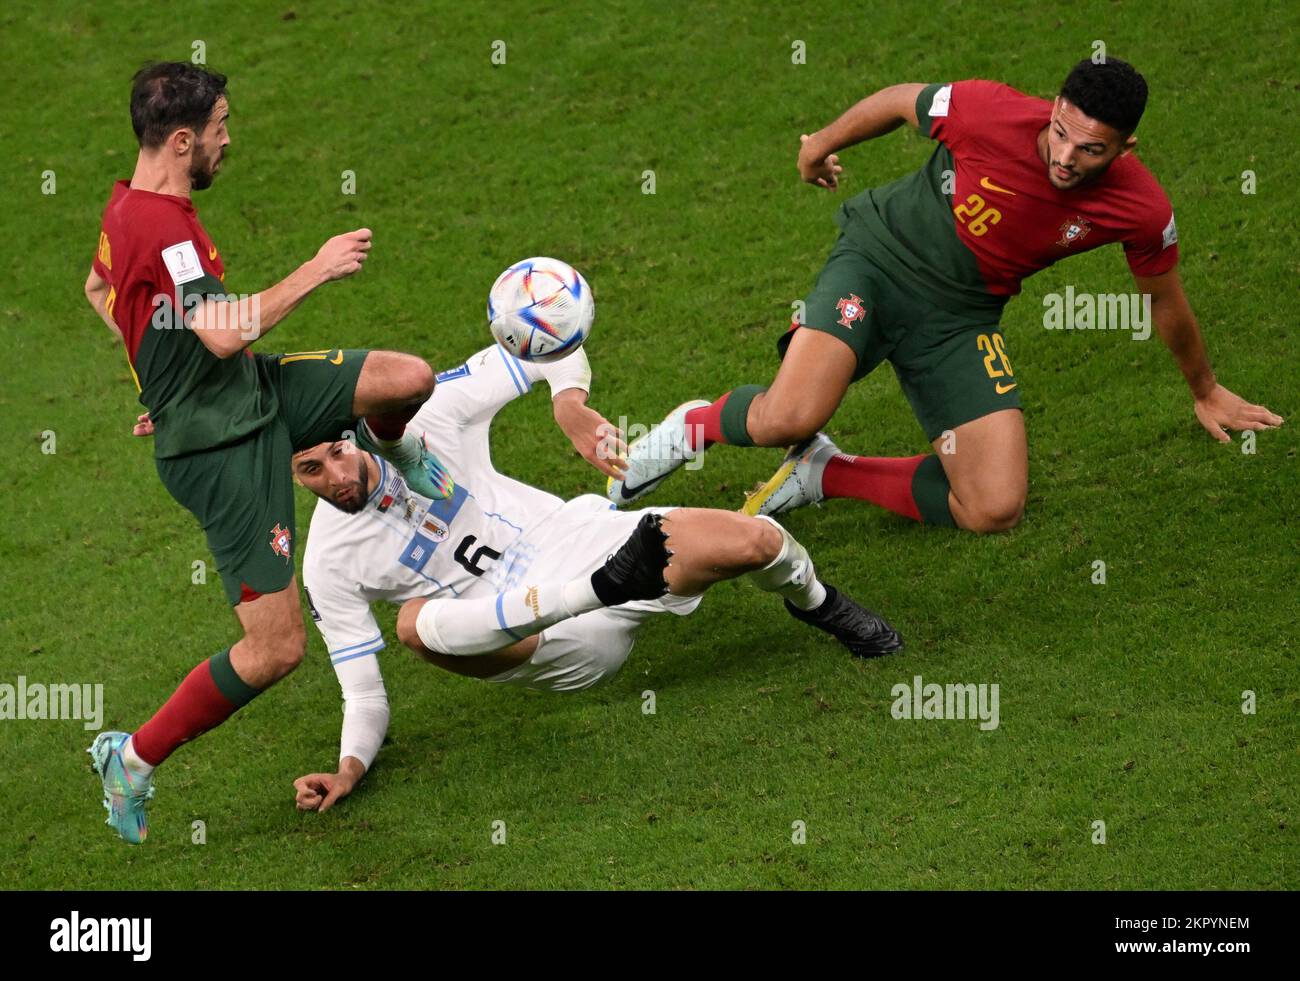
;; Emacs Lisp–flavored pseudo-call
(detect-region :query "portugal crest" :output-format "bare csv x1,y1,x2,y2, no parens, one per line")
269,523,292,560
1057,216,1093,248
836,294,867,329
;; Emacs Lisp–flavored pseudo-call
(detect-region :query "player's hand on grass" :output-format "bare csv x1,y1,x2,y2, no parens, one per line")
798,133,843,190
553,390,628,479
1193,383,1283,443
294,771,356,812
132,412,154,437
313,228,373,283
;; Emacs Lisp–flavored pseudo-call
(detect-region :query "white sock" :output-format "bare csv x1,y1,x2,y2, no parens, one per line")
748,516,828,611
416,577,602,656
122,735,156,778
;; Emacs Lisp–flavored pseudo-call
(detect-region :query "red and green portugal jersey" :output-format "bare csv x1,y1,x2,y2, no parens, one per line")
92,180,277,458
835,80,1180,315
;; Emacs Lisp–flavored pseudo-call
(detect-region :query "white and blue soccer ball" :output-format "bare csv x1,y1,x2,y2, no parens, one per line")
488,256,594,363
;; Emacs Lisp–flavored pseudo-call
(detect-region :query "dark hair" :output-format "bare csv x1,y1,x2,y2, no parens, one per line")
1060,57,1147,135
130,62,227,149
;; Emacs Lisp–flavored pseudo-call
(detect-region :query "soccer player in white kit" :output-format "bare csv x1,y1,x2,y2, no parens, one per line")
291,343,901,812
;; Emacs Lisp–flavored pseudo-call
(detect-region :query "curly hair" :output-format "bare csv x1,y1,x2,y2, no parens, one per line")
1060,58,1147,135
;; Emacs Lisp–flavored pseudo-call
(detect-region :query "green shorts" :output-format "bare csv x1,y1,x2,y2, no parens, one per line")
777,234,1020,440
156,348,369,606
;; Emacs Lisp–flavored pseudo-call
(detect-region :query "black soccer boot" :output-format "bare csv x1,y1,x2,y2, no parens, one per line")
785,583,903,657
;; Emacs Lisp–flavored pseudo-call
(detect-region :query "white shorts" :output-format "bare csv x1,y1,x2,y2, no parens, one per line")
484,495,702,692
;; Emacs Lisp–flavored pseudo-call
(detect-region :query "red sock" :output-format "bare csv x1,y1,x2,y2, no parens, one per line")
821,453,929,522
131,660,243,767
684,393,729,451
364,402,420,442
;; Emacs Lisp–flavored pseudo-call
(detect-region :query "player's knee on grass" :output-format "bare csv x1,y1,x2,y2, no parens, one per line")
957,485,1026,534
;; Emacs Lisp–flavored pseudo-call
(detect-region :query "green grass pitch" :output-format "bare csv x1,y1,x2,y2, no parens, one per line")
1,0,1295,889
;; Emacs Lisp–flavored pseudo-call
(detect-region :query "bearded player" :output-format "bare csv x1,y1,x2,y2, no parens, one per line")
289,344,900,813
608,58,1282,532
82,62,457,843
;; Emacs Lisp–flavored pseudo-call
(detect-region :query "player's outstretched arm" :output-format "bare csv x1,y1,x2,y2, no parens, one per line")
189,227,373,359
553,388,627,478
798,83,927,190
1135,269,1284,442
294,756,366,813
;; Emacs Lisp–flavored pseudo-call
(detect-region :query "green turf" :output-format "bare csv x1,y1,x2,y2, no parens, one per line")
1,0,1295,889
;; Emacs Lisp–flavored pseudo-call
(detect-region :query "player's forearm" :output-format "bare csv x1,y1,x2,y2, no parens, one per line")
804,84,923,159
1153,298,1215,398
339,695,390,772
338,755,367,787
191,260,326,358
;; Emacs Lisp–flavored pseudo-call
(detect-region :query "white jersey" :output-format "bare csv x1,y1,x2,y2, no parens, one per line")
303,343,590,663
302,344,594,765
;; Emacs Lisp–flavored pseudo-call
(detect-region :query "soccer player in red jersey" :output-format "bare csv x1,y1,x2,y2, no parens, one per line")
82,63,456,843
609,59,1282,532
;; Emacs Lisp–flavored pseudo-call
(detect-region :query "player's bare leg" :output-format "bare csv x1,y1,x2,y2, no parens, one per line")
609,328,855,505
89,577,308,845
397,509,900,665
743,329,856,447
748,407,1027,533
657,509,783,593
229,579,308,687
349,351,454,500
350,350,434,418
932,409,1027,533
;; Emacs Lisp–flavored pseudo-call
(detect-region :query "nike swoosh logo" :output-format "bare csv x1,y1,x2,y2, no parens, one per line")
618,476,663,499
995,381,1018,394
979,176,1016,196
329,350,344,365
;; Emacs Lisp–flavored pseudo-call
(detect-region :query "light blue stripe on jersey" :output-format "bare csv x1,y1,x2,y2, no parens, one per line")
331,633,384,656
511,352,532,392
480,509,523,533
496,344,531,395
331,636,384,664
332,643,384,665
495,593,524,641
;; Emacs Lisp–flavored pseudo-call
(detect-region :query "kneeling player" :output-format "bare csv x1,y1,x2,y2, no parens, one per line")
291,344,900,812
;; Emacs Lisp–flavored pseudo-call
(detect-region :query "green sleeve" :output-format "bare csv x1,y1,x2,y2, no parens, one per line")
914,82,951,139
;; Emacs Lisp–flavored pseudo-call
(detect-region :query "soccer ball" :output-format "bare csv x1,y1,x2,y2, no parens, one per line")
488,257,594,363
